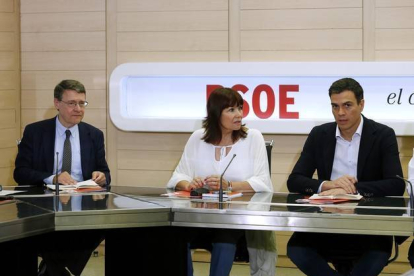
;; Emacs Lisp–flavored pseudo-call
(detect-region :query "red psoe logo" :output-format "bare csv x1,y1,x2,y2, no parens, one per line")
206,84,299,119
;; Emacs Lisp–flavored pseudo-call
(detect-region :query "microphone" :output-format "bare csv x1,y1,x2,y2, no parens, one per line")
219,154,237,203
396,175,414,215
55,152,60,196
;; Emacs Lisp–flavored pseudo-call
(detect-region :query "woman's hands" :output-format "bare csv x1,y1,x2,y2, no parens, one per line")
204,175,229,191
188,177,204,190
177,175,230,191
176,177,203,191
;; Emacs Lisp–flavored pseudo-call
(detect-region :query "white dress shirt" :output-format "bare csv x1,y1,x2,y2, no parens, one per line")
43,117,84,184
318,116,363,193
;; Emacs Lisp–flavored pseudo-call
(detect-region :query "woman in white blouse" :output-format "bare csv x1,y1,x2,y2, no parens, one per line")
167,87,275,276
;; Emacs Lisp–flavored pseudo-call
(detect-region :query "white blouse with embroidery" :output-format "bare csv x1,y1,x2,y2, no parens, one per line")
167,128,273,192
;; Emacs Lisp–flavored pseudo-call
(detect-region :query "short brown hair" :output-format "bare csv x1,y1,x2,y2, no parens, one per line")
202,87,247,144
54,80,86,101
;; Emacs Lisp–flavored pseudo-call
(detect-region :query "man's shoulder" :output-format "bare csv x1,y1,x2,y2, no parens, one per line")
363,116,394,134
78,121,103,135
24,117,55,131
311,121,336,134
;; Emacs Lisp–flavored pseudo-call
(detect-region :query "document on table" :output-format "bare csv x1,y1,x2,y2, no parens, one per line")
202,191,243,200
0,190,25,196
309,194,362,200
46,179,100,190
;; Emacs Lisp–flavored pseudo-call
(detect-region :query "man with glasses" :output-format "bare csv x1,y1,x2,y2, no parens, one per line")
14,79,110,276
15,79,110,187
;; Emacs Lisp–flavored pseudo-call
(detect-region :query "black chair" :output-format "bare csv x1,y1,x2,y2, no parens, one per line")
265,140,273,174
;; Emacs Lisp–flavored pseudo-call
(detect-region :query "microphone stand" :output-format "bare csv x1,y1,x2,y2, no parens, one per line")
53,152,60,212
396,175,414,216
55,152,60,196
219,154,237,208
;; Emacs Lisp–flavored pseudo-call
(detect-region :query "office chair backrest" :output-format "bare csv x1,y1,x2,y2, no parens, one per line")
265,140,273,174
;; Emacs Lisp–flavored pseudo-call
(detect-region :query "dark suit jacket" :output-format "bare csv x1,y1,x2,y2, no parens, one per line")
14,117,111,187
287,116,404,197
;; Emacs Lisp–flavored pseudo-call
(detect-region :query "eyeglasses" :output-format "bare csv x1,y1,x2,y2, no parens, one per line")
60,100,89,108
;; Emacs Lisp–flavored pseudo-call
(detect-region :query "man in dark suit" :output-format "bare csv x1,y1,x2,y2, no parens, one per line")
14,80,110,187
14,79,110,276
286,78,405,276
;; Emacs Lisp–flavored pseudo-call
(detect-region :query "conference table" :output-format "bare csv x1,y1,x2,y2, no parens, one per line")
1,186,413,275
112,186,413,237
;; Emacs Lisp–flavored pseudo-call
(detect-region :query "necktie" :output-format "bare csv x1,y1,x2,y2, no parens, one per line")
61,130,72,174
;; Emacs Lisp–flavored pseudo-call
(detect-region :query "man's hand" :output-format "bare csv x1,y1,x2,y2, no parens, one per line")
322,175,357,194
92,194,106,201
321,206,355,214
59,194,71,205
57,172,77,185
319,188,347,196
92,171,106,185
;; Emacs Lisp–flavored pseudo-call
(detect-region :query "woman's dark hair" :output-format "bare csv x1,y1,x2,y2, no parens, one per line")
202,87,247,144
